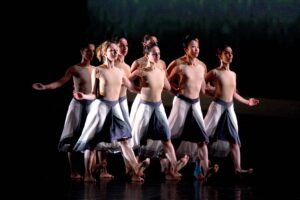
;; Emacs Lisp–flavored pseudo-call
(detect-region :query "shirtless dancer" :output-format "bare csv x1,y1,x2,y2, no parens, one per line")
204,44,259,175
167,35,212,180
130,44,188,180
32,43,96,180
74,40,149,182
129,35,167,131
95,37,133,178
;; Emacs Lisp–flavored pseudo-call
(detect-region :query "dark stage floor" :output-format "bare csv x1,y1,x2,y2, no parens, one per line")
28,162,300,200
26,143,300,200
25,95,300,199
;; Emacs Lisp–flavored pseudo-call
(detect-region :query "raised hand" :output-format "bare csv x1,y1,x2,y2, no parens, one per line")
32,83,46,90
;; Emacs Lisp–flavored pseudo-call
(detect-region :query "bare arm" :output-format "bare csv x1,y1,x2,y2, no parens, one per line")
204,82,216,97
160,60,167,72
32,67,73,90
203,69,217,97
163,73,171,91
233,91,260,106
130,60,140,73
204,69,215,83
128,69,142,92
73,91,96,100
167,65,181,95
123,72,140,93
200,79,207,95
166,60,177,76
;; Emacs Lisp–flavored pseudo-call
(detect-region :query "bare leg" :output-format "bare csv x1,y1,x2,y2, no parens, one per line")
197,142,209,177
84,149,96,182
67,152,82,179
176,155,189,173
162,140,181,180
97,150,114,179
119,140,150,182
123,155,131,175
230,143,253,174
160,158,169,173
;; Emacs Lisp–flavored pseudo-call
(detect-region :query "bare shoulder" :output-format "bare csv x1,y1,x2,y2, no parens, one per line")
159,59,167,70
67,64,80,74
169,56,184,68
136,57,146,64
131,67,142,76
178,56,188,64
96,64,107,74
230,69,236,75
123,63,131,77
208,68,218,77
131,57,144,71
117,62,130,73
196,58,207,68
99,64,108,69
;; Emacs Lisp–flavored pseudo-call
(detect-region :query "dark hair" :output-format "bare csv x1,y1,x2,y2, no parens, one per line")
143,43,158,55
143,34,151,43
142,34,158,45
182,34,199,48
79,40,94,50
111,36,127,44
216,44,231,56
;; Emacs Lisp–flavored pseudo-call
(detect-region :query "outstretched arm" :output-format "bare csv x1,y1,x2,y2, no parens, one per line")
32,67,73,90
233,91,260,106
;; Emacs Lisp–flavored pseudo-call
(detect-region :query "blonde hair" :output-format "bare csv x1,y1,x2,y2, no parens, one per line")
96,40,116,63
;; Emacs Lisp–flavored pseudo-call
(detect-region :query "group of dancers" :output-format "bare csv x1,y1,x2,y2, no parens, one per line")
32,34,259,183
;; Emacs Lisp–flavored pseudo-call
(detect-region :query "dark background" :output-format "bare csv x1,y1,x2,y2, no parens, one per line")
19,0,300,196
26,0,300,101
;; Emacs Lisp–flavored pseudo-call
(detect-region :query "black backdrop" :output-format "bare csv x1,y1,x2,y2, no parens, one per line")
27,0,300,100
19,0,300,194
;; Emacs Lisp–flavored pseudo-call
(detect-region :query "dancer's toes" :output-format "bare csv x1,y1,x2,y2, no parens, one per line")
176,155,189,172
131,175,144,182
136,158,150,176
71,173,82,180
160,158,169,173
100,172,114,179
84,176,96,182
235,168,253,175
165,173,181,181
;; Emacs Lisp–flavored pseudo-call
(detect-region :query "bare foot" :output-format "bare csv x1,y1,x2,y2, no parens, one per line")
100,172,114,179
235,168,253,175
98,165,114,179
196,174,206,182
165,173,181,181
131,175,144,182
84,175,96,182
70,172,82,180
125,166,131,175
160,158,169,173
176,155,189,172
135,158,150,177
